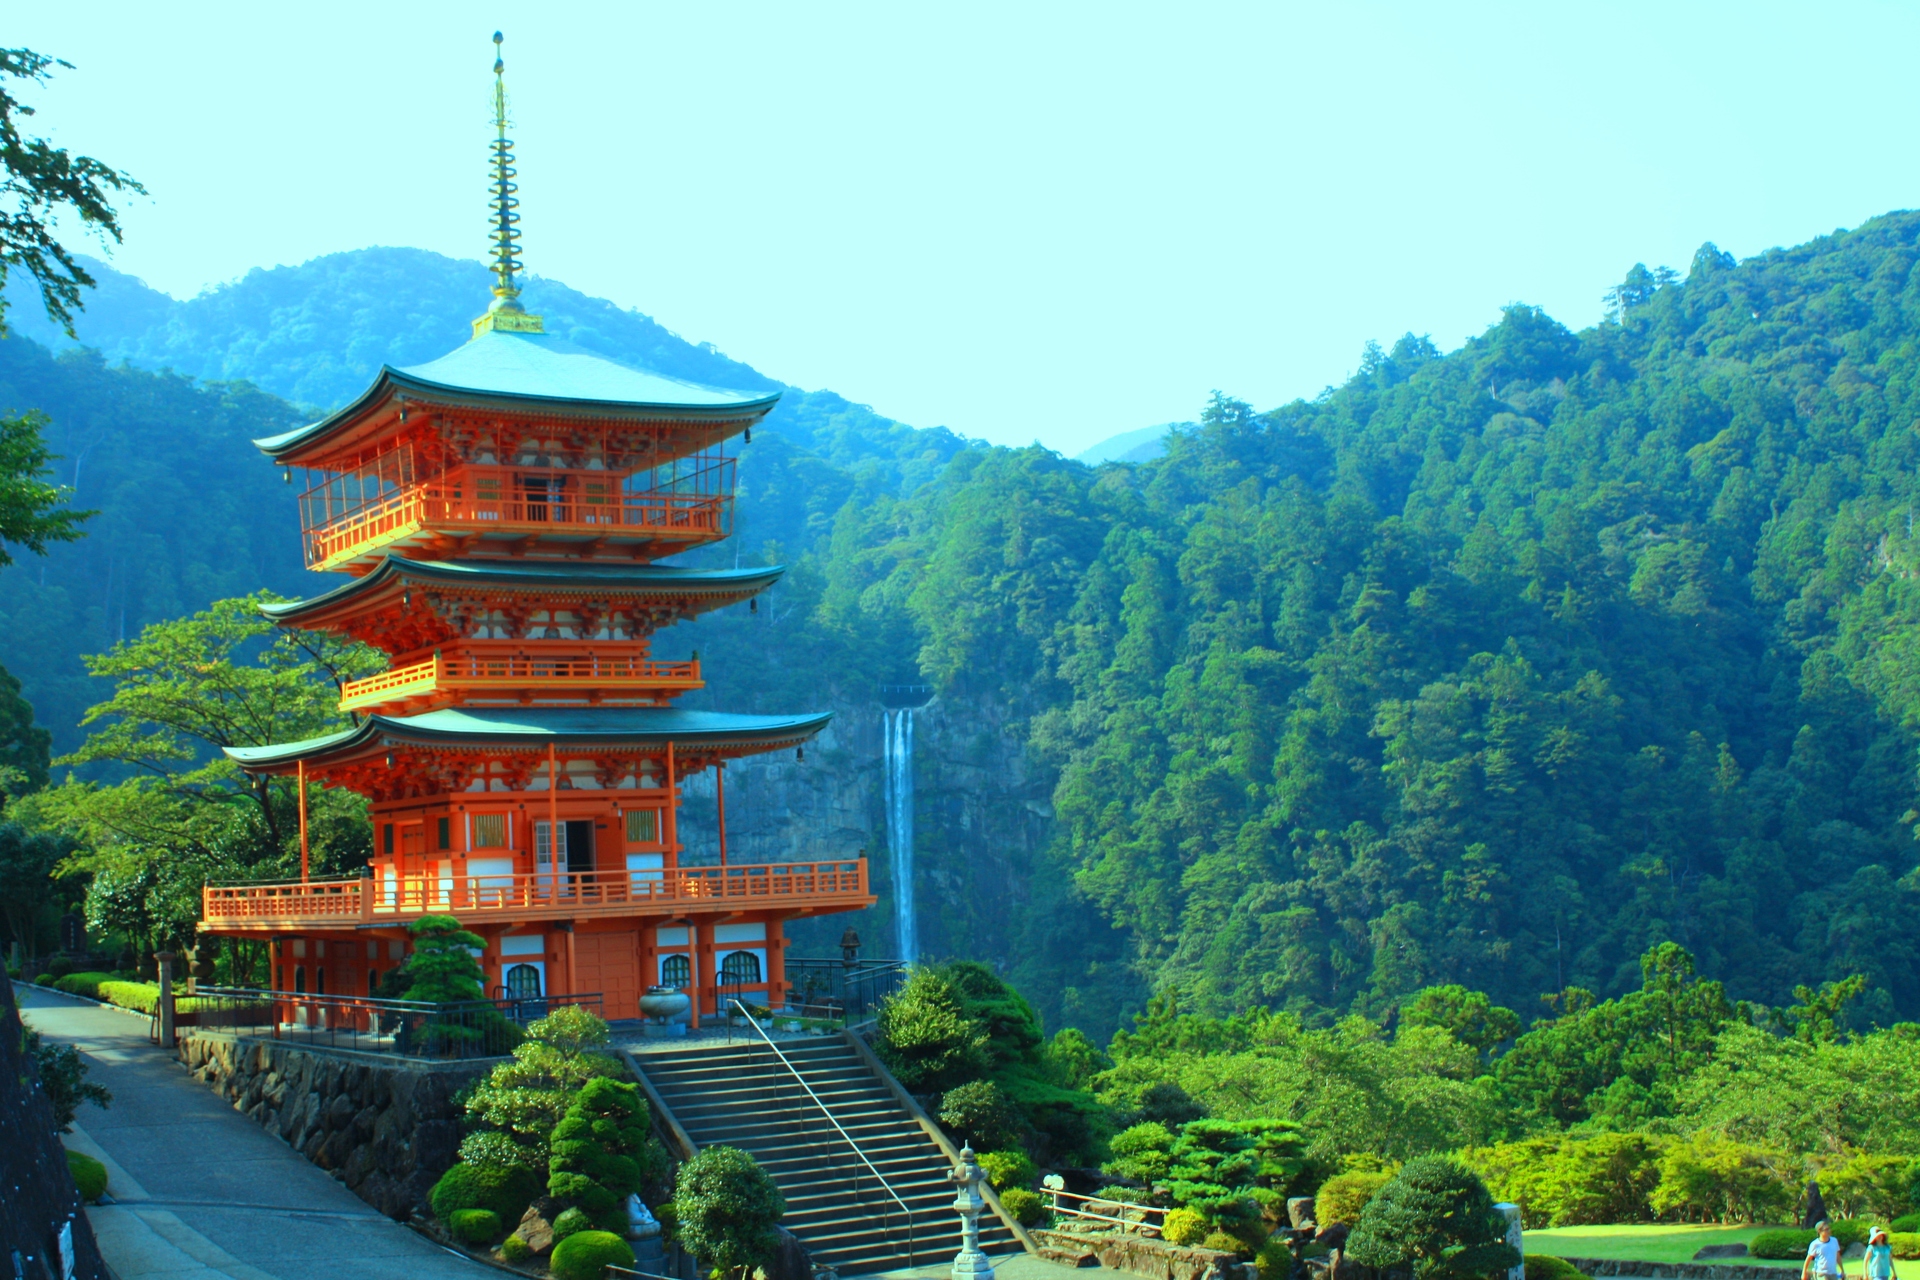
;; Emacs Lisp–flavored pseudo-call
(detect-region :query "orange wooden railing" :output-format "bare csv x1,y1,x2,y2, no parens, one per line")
201,860,871,927
339,652,703,710
304,478,732,569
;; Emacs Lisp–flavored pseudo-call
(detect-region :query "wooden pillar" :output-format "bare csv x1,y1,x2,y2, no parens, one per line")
768,918,788,1011
547,743,559,862
695,919,717,1021
560,923,577,1001
686,918,703,1031
664,742,678,866
297,759,309,884
716,760,728,868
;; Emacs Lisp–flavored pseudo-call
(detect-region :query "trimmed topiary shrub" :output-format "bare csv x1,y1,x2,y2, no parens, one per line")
999,1186,1046,1226
66,1149,107,1201
449,1208,501,1246
1347,1156,1519,1280
549,1229,635,1280
552,1207,593,1242
1316,1171,1392,1225
1750,1230,1812,1260
430,1161,543,1226
34,973,53,986
97,982,161,1014
547,1076,659,1229
1895,1214,1920,1235
1526,1256,1589,1280
978,1149,1037,1192
47,955,75,979
1889,1233,1920,1261
1103,1121,1175,1185
1163,1207,1208,1246
500,1233,532,1263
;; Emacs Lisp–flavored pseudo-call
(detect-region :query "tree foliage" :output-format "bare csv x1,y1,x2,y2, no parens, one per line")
673,1146,785,1280
1346,1156,1519,1280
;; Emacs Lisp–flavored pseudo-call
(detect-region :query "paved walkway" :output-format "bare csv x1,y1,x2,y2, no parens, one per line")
18,986,495,1280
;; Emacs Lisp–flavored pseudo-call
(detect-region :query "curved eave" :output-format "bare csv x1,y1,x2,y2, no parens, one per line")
258,556,785,626
224,708,831,773
254,368,781,464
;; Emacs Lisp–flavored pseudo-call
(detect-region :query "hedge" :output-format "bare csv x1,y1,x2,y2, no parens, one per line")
53,973,116,1000
999,1186,1046,1226
1751,1223,1871,1259
1527,1258,1589,1280
430,1161,543,1226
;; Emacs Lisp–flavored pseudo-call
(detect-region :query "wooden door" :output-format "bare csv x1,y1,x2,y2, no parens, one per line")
573,931,640,1020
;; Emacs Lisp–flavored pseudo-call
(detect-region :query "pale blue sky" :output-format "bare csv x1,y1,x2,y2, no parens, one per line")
11,2,1920,453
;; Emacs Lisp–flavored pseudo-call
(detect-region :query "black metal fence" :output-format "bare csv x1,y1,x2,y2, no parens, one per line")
781,957,907,1024
179,986,603,1060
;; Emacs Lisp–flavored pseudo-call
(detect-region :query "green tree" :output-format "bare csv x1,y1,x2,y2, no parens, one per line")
0,817,71,955
40,596,381,943
1399,984,1521,1058
673,1146,786,1280
0,46,143,337
464,1005,621,1160
401,915,487,1003
1346,1156,1519,1280
876,966,988,1091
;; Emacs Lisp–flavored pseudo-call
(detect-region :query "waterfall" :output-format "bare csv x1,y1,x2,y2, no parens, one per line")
882,706,917,964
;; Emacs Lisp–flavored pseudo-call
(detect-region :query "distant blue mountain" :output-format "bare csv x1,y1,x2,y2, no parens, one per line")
1075,422,1178,465
3,248,965,488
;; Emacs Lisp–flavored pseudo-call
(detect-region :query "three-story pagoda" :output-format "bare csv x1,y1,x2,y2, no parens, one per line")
197,38,870,1023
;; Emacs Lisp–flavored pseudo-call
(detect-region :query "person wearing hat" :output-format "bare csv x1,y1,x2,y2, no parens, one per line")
1805,1221,1846,1280
1865,1227,1897,1280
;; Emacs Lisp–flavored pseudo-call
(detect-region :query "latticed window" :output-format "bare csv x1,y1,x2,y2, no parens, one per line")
625,808,659,843
473,813,508,848
660,954,691,987
720,951,761,985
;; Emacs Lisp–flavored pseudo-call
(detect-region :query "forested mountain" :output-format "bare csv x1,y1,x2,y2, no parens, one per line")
10,215,1920,1038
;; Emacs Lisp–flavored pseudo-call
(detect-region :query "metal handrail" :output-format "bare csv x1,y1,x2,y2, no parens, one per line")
727,998,917,1267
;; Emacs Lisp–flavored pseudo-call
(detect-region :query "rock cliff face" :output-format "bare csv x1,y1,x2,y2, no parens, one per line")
179,1034,483,1220
0,971,110,1280
673,691,1057,963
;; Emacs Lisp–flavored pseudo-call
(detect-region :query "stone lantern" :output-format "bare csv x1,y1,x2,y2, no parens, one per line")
948,1144,995,1280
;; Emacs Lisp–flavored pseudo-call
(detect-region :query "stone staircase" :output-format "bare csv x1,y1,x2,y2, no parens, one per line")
630,1035,1025,1276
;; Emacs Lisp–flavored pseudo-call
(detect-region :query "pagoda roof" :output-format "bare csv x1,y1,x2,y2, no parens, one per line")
253,329,781,463
260,556,783,625
225,707,831,771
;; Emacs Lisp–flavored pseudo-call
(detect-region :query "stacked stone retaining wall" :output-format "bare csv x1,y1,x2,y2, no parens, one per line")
179,1032,486,1220
1551,1259,1797,1280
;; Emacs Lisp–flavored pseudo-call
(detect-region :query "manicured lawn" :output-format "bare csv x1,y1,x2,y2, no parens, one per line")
1524,1223,1802,1269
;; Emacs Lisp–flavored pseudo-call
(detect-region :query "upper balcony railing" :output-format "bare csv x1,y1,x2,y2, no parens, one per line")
299,459,735,572
339,650,704,713
200,859,872,931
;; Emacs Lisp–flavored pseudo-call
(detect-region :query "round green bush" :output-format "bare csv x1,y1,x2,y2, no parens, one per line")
33,973,53,986
449,1208,501,1246
1316,1171,1392,1226
549,1229,635,1280
552,1206,593,1242
1894,1214,1920,1235
66,1149,107,1201
999,1186,1046,1226
1890,1233,1920,1261
47,955,75,979
430,1161,542,1226
500,1233,532,1263
1164,1206,1208,1246
1202,1229,1247,1255
1527,1256,1589,1280
1751,1230,1815,1260
978,1149,1038,1192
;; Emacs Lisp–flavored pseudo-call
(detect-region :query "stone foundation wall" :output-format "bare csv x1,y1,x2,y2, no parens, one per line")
179,1033,485,1220
1033,1229,1243,1280
1553,1258,1793,1280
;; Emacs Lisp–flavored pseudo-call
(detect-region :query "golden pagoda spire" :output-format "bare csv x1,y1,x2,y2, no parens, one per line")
474,30,543,337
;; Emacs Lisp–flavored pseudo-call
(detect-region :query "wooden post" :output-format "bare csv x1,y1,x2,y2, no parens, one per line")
155,951,177,1048
664,742,678,865
298,759,310,884
715,759,728,868
547,742,559,856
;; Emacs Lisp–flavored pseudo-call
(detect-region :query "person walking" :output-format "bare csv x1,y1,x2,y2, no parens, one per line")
1865,1228,1897,1280
1804,1220,1847,1280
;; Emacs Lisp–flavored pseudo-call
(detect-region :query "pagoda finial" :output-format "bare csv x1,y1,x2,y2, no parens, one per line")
475,30,543,337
